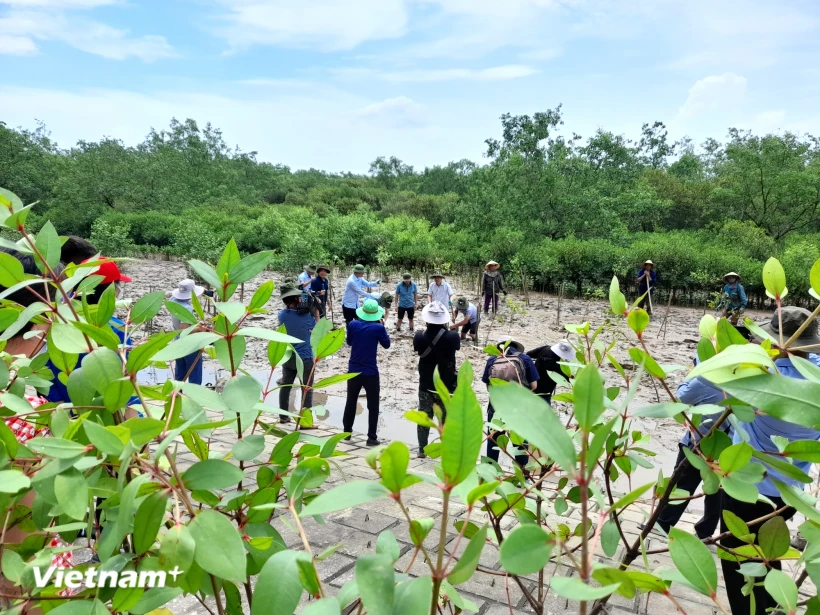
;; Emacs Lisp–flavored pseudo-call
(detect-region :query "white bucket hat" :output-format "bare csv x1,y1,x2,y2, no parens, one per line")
550,340,575,362
422,301,451,325
172,279,205,301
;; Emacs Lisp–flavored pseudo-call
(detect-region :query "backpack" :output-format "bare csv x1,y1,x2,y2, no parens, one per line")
489,354,529,386
295,291,317,314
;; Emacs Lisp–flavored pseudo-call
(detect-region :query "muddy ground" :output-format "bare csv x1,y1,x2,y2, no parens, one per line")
122,259,770,474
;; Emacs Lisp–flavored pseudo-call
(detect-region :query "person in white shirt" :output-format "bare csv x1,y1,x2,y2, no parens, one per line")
452,296,480,341
297,264,317,290
427,271,454,313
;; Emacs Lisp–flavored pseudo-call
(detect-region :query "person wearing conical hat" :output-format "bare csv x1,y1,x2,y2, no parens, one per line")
482,261,506,314
636,260,656,315
718,272,747,325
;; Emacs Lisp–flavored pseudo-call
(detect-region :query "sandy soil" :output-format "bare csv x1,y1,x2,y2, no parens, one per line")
121,259,770,466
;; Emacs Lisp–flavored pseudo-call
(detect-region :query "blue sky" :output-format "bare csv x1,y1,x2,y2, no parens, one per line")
2,0,819,172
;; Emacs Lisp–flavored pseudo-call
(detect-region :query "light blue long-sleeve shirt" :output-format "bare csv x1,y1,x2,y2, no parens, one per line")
732,355,820,497
677,376,730,446
721,283,747,308
298,271,313,289
342,274,379,309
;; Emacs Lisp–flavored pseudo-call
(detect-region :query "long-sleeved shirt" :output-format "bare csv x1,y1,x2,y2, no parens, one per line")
636,269,657,293
310,276,329,309
677,376,729,446
297,271,313,290
482,271,505,296
346,320,390,376
342,274,379,309
721,283,747,309
733,355,820,497
427,281,454,305
482,350,539,386
525,346,565,399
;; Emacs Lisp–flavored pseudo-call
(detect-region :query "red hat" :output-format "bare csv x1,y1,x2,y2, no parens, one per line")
84,259,132,284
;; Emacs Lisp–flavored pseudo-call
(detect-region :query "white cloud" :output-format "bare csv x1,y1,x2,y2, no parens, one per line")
214,0,408,51
358,96,428,128
333,64,538,82
1,34,37,54
678,73,747,120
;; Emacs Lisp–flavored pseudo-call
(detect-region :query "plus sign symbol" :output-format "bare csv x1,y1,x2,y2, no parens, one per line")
168,566,184,581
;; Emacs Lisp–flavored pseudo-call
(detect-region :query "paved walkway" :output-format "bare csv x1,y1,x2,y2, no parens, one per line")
159,422,812,615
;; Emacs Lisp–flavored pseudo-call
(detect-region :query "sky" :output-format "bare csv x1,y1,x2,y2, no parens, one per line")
1,0,819,172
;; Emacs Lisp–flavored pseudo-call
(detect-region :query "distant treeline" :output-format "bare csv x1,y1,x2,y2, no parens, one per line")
1,108,819,304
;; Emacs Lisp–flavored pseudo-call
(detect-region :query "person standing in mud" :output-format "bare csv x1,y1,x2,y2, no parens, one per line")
413,301,460,458
482,261,507,314
277,283,317,427
717,272,747,325
394,273,418,333
310,265,331,319
636,259,656,314
342,264,380,325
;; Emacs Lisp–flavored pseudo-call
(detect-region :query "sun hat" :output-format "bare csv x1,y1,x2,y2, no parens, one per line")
84,259,132,284
758,306,820,346
317,265,330,274
172,279,205,301
485,261,500,268
421,301,451,325
353,264,366,273
402,273,412,281
280,284,303,300
643,260,654,267
380,291,394,306
550,340,575,362
306,264,317,274
497,335,524,353
356,298,384,322
455,296,469,310
431,270,444,278
723,272,741,281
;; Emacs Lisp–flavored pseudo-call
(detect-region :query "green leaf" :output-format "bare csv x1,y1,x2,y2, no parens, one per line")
129,291,165,325
233,434,266,461
688,345,775,384
316,327,346,359
0,250,26,287
467,480,500,506
2,549,24,584
762,257,787,300
47,327,79,375
627,308,650,336
84,421,125,457
631,402,688,418
134,491,168,555
26,436,87,459
182,459,244,490
380,441,409,494
699,314,717,339
303,598,341,615
609,276,627,315
721,475,759,503
51,322,93,354
300,480,390,517
764,569,798,613
217,239,241,278
296,552,321,597
158,523,196,573
215,302,246,324
758,516,790,560
35,221,61,271
376,530,401,563
189,509,247,583
718,443,753,475
356,554,395,615
441,361,482,488
448,523,487,584
499,524,553,575
697,338,716,363
131,587,183,615
252,550,302,615
782,439,820,462
82,346,124,395
223,374,262,424
628,347,666,379
751,450,811,483
668,527,718,596
165,300,198,326
54,467,89,520
722,510,753,543
153,332,220,362
550,576,620,600
47,599,111,615
230,251,273,285
489,382,576,473
772,479,820,524
249,280,274,311
608,482,654,512
121,416,164,446
0,469,30,493
311,373,357,390
573,363,604,431
310,317,333,356
188,259,222,291
719,374,820,429
267,329,290,366
601,520,620,557
235,327,301,344
393,576,432,615
126,331,177,374
409,518,435,546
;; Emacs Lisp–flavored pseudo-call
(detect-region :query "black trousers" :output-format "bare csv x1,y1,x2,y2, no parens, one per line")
342,306,358,324
417,390,447,451
720,492,796,615
486,405,529,468
657,444,721,538
343,374,380,440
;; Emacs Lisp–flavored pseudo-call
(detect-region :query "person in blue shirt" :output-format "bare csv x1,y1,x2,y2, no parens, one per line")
717,272,747,325
297,264,317,291
452,296,480,342
169,279,205,385
718,306,820,615
277,283,317,426
394,273,418,332
343,299,390,445
309,265,331,319
482,336,539,467
636,260,656,315
341,264,380,325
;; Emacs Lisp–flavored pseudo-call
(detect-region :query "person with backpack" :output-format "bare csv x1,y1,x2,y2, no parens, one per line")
343,298,391,445
277,283,317,427
413,301,460,458
452,296,479,342
342,264,380,325
525,340,575,405
482,261,507,314
309,265,331,319
394,273,418,333
717,272,747,325
481,336,539,466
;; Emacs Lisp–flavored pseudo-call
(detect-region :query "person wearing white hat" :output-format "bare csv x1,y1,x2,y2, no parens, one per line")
413,301,460,458
169,279,206,384
525,340,575,405
717,272,747,325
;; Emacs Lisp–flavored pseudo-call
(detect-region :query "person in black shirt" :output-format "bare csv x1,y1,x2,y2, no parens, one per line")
525,340,575,404
413,301,460,458
309,265,331,319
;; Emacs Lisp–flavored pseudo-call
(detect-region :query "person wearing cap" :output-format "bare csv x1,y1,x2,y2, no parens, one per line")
452,296,480,341
169,279,206,384
717,306,820,615
298,264,317,291
342,264,380,325
369,291,393,322
636,260,657,314
277,283,317,426
717,272,747,325
413,301,460,457
394,273,418,333
309,265,331,319
343,298,391,445
482,261,507,314
481,336,539,467
427,271,454,311
525,340,575,405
